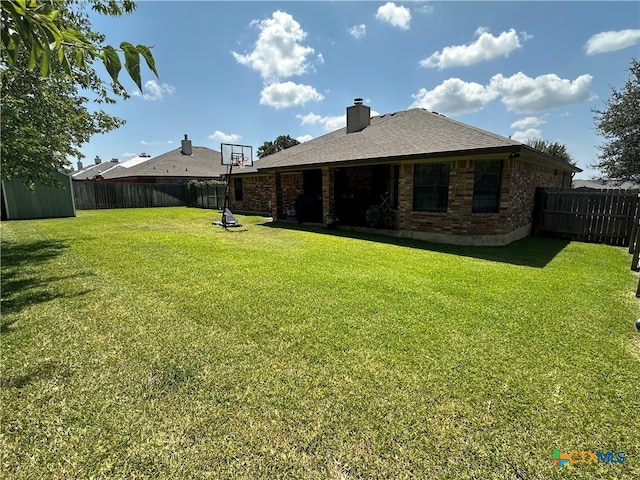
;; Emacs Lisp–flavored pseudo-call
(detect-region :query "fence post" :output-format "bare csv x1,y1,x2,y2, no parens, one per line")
629,193,640,253
631,217,640,271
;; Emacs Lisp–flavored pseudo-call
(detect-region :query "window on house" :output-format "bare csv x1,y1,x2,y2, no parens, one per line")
413,162,450,212
234,178,243,201
472,160,501,213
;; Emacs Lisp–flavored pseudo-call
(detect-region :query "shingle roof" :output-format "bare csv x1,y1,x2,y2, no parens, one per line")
100,146,226,180
71,145,262,181
256,108,580,172
71,161,123,180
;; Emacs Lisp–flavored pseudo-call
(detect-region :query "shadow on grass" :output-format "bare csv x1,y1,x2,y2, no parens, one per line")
3,359,73,389
259,221,570,268
1,239,94,328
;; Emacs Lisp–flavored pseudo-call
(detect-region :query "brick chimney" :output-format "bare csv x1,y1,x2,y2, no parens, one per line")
346,98,370,133
181,134,192,155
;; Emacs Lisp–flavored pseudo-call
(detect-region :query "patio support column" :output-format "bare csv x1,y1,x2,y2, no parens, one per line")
322,167,335,225
271,172,282,219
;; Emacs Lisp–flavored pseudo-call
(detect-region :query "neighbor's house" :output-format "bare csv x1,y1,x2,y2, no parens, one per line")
232,99,580,246
572,179,639,190
72,135,227,183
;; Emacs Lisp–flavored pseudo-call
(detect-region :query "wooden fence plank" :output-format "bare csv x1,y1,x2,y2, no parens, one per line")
534,188,639,247
73,182,190,210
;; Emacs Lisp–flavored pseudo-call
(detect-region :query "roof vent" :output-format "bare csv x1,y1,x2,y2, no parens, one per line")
354,98,363,105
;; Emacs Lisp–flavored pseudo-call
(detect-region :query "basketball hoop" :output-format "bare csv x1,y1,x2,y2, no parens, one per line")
231,153,247,169
215,143,253,229
234,157,247,169
221,143,253,168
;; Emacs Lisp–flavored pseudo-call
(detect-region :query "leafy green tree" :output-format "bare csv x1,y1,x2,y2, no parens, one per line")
257,135,300,159
526,138,575,166
1,0,157,92
1,58,124,186
592,59,640,182
1,0,157,186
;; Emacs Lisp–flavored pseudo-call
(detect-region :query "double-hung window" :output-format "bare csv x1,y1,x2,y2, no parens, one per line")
413,162,450,212
472,160,501,213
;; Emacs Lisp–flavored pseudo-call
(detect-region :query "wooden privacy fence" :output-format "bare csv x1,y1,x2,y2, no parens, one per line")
533,188,640,247
73,181,189,209
73,181,228,210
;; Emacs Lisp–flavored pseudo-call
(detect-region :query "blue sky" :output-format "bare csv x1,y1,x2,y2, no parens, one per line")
81,1,640,179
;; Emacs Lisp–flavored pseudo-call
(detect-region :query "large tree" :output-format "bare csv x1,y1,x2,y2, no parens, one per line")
592,59,640,182
526,138,575,166
257,135,300,159
1,0,157,93
1,0,157,186
1,56,124,186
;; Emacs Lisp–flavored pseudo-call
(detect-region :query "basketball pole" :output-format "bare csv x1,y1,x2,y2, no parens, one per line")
221,162,233,228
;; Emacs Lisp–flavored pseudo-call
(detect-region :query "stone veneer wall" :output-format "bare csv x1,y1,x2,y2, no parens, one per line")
397,157,566,240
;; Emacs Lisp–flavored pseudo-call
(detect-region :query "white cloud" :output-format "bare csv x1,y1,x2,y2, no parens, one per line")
376,2,411,30
585,29,640,55
511,128,542,143
490,72,594,113
410,72,593,115
420,28,523,69
140,139,174,147
348,24,367,39
297,112,323,125
297,112,346,131
410,78,498,115
232,10,316,81
510,116,545,129
260,81,324,109
296,134,314,143
414,2,434,15
209,131,241,142
131,80,175,101
297,108,380,131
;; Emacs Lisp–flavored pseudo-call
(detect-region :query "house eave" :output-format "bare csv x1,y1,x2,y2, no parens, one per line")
255,145,580,173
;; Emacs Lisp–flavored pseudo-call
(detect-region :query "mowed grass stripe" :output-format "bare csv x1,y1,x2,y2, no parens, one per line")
2,207,639,479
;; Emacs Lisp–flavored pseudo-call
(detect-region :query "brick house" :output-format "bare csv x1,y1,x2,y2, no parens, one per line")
231,99,580,245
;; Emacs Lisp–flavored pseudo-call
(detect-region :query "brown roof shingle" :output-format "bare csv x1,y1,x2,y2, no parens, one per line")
102,146,225,179
256,108,580,173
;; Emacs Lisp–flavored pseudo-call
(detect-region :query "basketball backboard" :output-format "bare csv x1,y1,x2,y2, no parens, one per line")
221,143,253,167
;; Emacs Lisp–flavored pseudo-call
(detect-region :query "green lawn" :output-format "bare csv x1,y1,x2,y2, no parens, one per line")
2,207,639,479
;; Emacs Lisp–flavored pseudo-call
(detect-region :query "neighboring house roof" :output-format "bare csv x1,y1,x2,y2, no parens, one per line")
100,146,225,180
573,179,639,189
256,108,581,173
71,144,231,181
71,160,123,180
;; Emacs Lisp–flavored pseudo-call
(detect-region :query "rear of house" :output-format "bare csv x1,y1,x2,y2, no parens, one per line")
232,100,579,246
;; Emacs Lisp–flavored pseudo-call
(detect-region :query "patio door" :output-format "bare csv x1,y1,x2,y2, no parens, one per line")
300,169,323,223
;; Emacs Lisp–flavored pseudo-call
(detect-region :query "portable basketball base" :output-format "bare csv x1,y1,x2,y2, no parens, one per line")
213,144,253,229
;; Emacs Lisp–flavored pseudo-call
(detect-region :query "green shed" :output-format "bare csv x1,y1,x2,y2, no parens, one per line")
1,171,76,220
